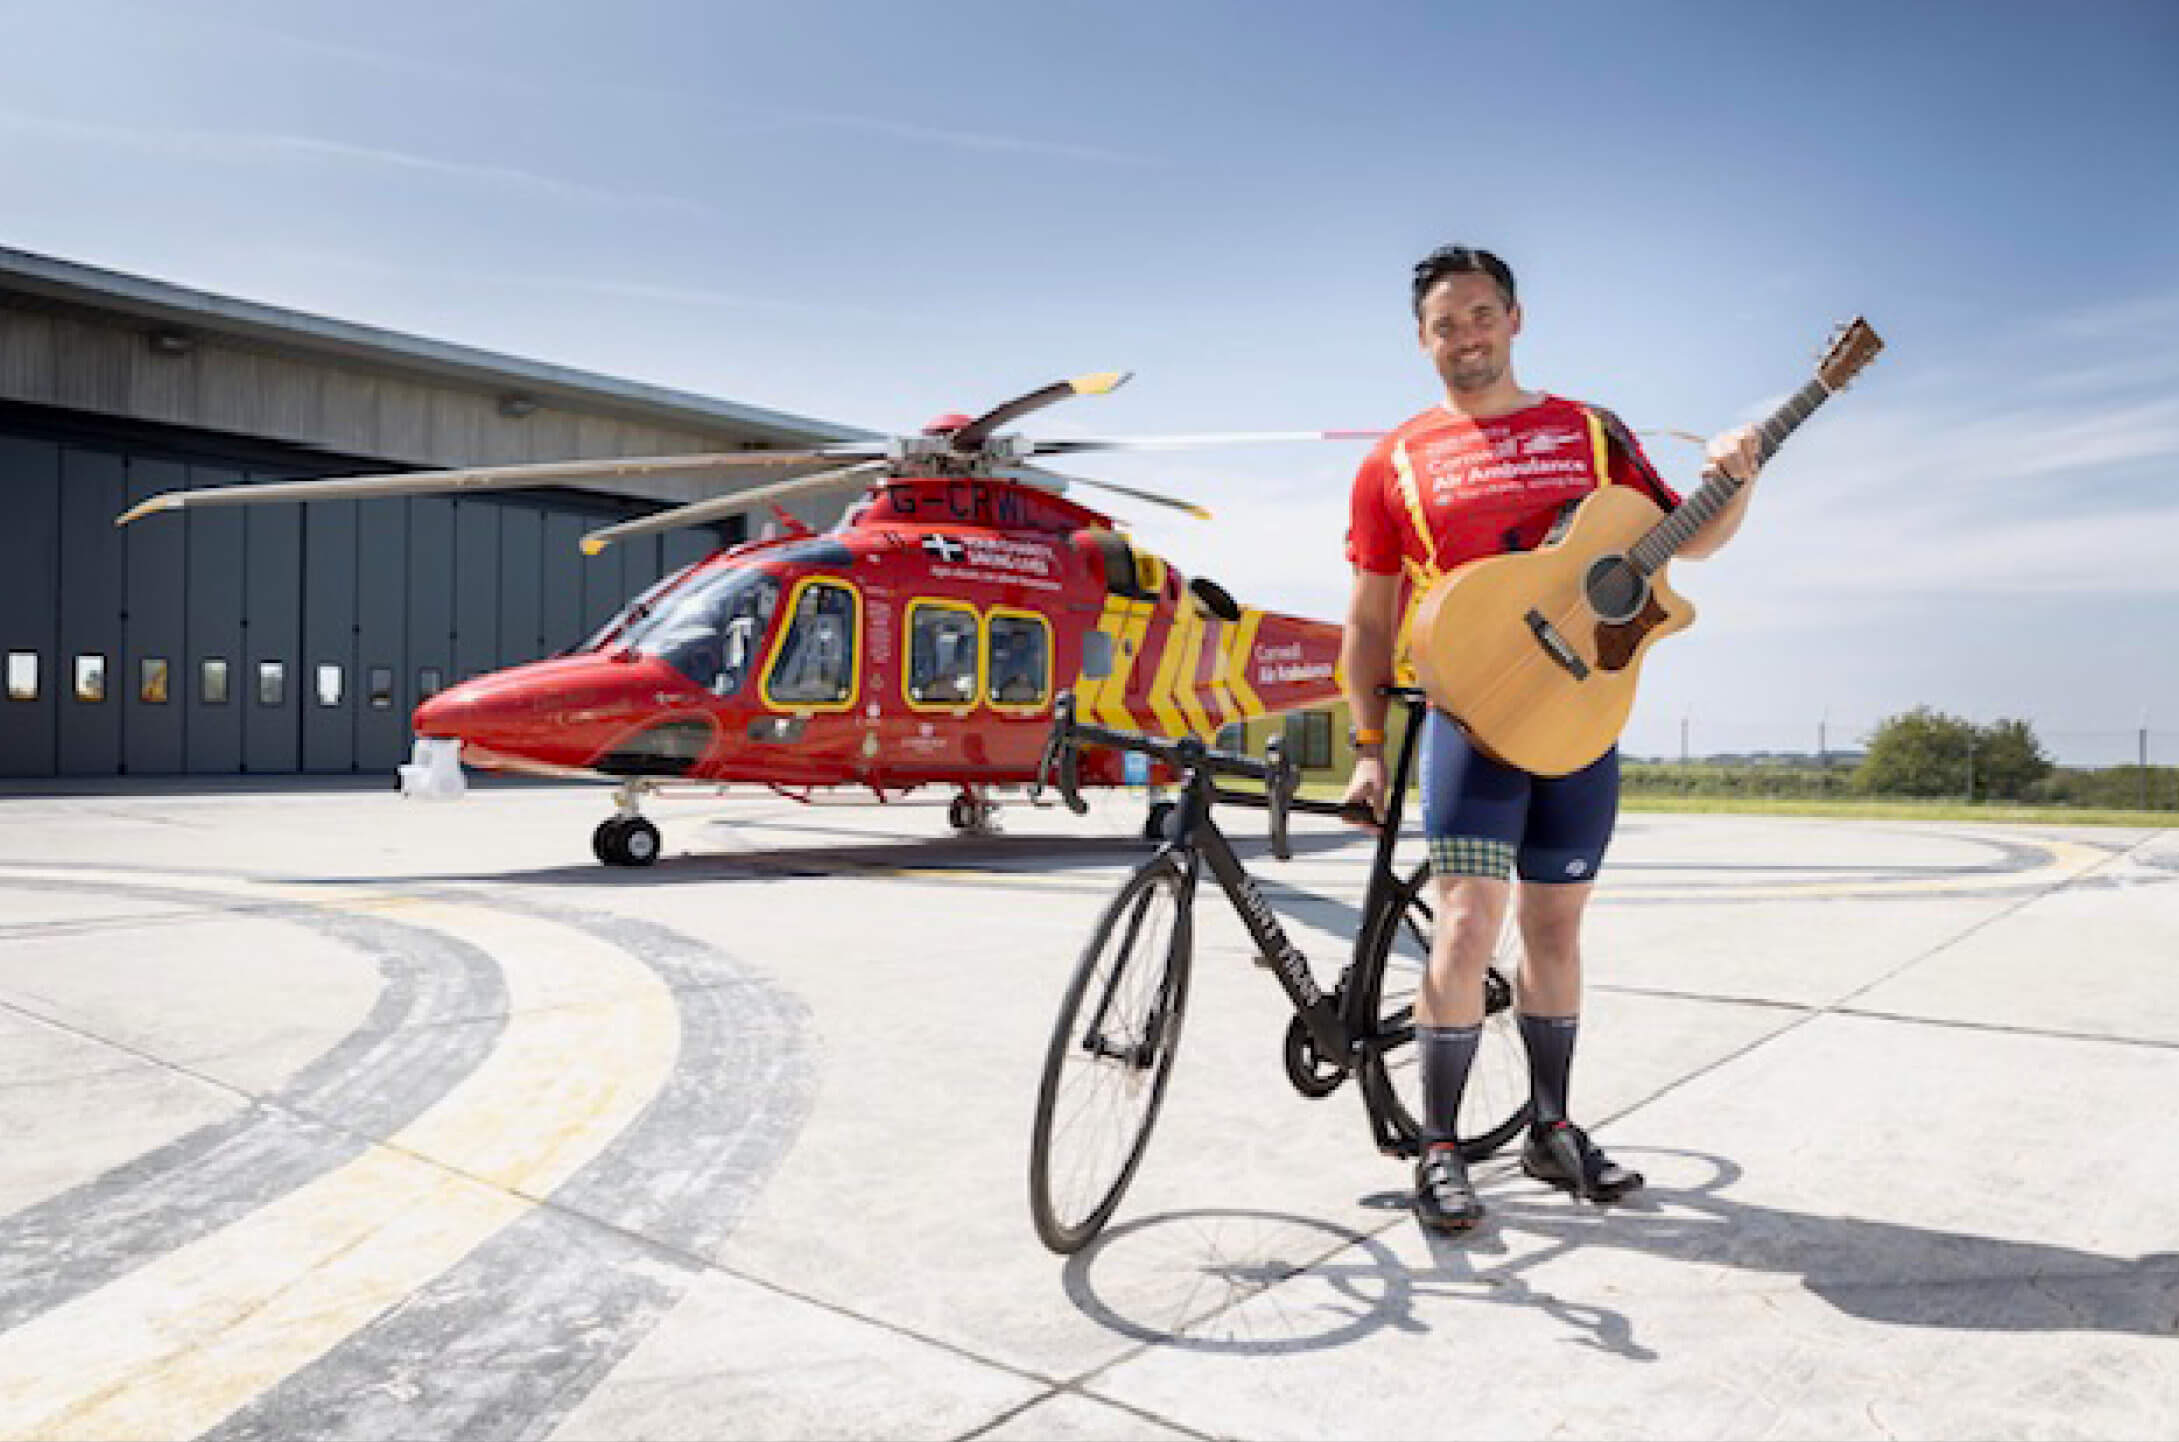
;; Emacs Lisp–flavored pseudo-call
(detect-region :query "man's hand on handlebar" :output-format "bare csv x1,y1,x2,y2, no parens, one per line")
1340,753,1386,833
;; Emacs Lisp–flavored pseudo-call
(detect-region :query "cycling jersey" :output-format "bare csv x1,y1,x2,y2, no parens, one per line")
1346,394,1677,584
1347,394,1673,879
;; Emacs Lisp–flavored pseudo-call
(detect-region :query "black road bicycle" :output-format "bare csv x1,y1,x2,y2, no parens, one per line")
1027,687,1532,1254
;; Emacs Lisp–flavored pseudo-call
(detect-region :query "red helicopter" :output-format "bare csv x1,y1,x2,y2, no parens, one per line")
117,371,1368,864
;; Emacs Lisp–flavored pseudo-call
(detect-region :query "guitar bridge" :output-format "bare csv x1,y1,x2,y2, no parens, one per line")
1525,609,1591,680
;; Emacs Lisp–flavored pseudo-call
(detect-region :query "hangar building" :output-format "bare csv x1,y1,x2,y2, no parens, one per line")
0,247,870,779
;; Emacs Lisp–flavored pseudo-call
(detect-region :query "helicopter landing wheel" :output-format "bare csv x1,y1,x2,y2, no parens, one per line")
948,790,999,835
593,815,662,867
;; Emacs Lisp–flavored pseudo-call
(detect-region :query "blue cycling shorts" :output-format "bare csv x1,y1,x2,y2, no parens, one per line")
1418,708,1619,884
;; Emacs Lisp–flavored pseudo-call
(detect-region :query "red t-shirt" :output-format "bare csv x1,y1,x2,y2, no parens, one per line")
1346,394,1678,578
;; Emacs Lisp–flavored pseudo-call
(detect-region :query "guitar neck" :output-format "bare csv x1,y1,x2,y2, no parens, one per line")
1630,376,1831,574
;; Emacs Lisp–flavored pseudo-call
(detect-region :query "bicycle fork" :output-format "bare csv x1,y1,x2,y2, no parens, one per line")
1077,858,1192,1074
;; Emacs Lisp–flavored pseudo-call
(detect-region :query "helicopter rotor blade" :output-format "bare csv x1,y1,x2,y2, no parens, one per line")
113,444,890,527
949,370,1132,452
1001,467,1211,520
1023,428,1384,458
578,459,890,555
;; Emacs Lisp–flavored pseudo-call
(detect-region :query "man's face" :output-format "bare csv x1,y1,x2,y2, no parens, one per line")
1417,273,1521,396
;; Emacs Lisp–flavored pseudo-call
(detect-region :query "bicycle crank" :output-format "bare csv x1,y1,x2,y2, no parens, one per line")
1282,1014,1349,1099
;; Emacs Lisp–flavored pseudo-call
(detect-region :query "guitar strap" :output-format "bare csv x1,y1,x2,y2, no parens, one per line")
1536,404,1626,546
1581,405,1617,486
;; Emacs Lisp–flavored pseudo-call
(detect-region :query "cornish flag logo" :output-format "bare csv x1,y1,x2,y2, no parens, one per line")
922,535,966,562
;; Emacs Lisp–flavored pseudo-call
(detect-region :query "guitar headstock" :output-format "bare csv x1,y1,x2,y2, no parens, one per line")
1816,317,1883,392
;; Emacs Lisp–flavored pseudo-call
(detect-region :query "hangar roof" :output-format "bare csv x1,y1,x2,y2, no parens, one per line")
0,245,877,452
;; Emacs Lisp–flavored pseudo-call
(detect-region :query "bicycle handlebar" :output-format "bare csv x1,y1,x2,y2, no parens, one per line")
1033,692,1376,855
1031,695,1089,814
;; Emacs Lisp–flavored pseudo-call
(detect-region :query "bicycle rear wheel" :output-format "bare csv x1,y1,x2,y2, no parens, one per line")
1353,862,1530,1160
1029,854,1195,1253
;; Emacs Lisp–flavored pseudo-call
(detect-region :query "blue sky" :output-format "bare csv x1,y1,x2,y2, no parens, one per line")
5,0,2175,763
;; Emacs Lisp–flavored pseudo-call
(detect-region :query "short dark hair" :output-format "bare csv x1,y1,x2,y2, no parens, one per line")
1411,245,1516,318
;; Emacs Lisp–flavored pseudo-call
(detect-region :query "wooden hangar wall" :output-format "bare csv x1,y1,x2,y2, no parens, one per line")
0,268,853,780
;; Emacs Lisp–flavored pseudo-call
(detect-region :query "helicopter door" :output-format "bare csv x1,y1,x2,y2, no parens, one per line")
761,577,860,711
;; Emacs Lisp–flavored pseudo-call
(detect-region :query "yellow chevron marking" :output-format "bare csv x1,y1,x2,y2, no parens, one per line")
1146,603,1195,738
1175,610,1217,739
1071,595,1130,714
0,880,678,1442
1206,617,1240,727
1225,608,1266,718
1091,599,1156,731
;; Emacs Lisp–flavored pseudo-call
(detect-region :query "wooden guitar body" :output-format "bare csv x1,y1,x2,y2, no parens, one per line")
1407,316,1881,778
1409,485,1695,777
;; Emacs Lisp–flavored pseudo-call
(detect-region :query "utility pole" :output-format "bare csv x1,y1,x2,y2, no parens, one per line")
1680,713,1690,765
1818,709,1828,770
2142,708,2152,812
1965,731,1977,804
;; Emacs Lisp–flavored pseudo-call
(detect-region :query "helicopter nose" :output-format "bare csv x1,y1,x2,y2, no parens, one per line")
410,654,701,773
412,676,539,742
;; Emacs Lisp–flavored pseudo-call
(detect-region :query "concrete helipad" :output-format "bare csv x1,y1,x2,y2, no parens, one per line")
0,779,2172,1440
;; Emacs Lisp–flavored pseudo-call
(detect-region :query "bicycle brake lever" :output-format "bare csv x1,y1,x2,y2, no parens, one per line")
1035,692,1089,815
1335,800,1380,828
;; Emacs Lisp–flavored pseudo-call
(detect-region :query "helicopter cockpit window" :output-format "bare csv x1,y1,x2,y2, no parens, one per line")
767,580,858,707
620,565,781,697
907,602,980,707
987,613,1051,708
582,561,700,654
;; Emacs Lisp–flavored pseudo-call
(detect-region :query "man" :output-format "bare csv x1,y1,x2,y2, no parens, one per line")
1340,244,1762,1232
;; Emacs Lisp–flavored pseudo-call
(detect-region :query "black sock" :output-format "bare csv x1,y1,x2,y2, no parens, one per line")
1518,1012,1580,1128
1417,1023,1482,1149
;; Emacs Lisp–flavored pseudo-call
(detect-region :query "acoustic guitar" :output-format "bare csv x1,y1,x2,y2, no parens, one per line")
1409,318,1884,776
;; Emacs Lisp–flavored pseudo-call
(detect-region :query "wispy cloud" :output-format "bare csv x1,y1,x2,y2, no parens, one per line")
480,271,900,322
765,109,1150,167
1697,290,2179,607
40,3,1150,171
0,109,707,214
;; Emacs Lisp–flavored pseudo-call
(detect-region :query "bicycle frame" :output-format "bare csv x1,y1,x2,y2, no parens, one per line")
1151,689,1432,1138
1027,686,1513,1252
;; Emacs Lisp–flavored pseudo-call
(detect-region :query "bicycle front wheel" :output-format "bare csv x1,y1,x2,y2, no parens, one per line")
1353,862,1531,1160
1029,854,1194,1254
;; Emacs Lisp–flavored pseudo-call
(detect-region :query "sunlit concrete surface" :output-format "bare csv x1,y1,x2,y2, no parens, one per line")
0,777,2171,1440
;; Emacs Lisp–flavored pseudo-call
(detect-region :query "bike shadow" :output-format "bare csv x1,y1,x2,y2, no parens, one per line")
1059,1150,2179,1358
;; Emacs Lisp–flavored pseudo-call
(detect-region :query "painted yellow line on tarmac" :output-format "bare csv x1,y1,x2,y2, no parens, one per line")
1598,837,2111,902
0,874,679,1441
730,835,2114,903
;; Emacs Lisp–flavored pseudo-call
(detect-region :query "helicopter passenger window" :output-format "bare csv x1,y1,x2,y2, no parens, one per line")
907,602,979,707
621,566,781,698
767,580,858,706
986,615,1050,707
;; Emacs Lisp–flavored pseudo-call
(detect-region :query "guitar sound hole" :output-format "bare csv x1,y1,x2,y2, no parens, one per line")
1584,556,1647,623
